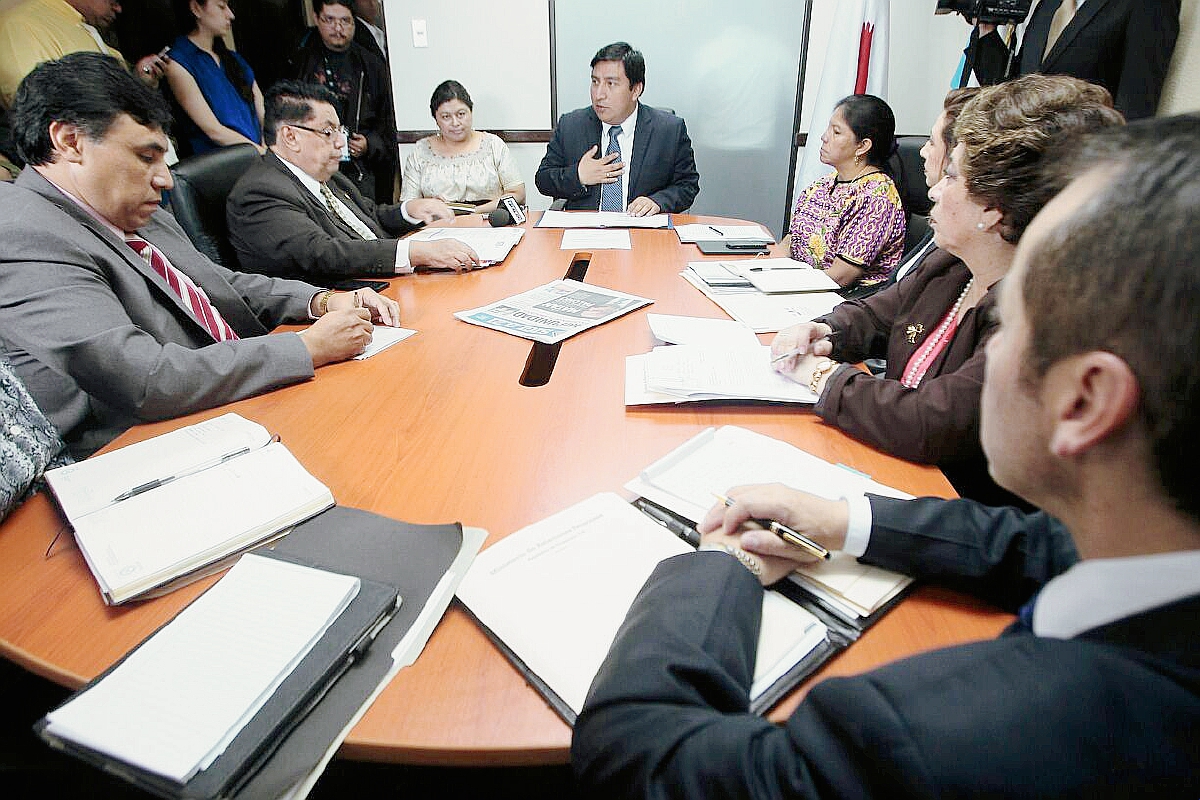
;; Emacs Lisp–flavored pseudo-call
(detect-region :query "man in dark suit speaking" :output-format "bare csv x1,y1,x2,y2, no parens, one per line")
572,116,1200,797
0,54,398,457
535,42,699,216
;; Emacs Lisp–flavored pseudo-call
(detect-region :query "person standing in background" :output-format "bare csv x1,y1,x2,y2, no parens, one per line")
291,0,396,205
968,0,1180,120
351,0,387,62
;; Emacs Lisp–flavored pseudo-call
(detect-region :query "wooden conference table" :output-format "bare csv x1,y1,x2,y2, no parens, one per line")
0,213,1012,766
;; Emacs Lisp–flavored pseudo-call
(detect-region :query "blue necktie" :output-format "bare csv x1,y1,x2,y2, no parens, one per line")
599,125,624,212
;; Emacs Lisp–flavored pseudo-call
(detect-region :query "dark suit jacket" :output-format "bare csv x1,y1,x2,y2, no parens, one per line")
227,151,419,282
979,0,1180,121
535,104,699,213
573,496,1200,799
814,249,1022,508
0,169,319,457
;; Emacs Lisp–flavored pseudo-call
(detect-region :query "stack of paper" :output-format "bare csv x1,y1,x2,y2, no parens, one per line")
626,345,817,406
624,426,914,623
674,223,773,245
645,313,759,347
42,555,361,784
408,226,525,266
680,267,843,332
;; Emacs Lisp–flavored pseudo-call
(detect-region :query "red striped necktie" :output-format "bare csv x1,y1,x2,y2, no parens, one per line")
125,236,239,342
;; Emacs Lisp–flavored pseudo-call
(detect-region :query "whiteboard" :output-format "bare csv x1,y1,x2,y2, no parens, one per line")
384,0,554,133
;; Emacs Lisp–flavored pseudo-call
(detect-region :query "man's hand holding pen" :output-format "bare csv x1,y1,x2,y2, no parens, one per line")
697,484,850,586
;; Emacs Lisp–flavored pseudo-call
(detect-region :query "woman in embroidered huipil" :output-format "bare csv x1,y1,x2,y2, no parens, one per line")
786,94,905,292
771,76,1124,507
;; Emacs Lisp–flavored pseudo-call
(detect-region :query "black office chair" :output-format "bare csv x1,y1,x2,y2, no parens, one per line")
168,143,260,269
889,134,933,258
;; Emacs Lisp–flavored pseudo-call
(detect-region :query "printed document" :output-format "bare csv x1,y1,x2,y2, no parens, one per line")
455,279,651,344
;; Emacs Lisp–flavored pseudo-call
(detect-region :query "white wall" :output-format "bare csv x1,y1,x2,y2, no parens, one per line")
386,0,986,223
1160,0,1200,114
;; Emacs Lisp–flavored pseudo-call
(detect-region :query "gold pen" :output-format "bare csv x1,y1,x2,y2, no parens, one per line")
715,493,831,561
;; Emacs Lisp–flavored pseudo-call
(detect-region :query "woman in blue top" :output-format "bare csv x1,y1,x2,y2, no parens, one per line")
165,0,264,155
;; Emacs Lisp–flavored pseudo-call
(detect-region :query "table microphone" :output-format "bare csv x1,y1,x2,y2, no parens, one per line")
487,206,513,227
488,193,527,227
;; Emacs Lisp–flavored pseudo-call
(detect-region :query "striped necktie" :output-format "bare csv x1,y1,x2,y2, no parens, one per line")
126,236,238,342
320,183,378,240
599,125,624,212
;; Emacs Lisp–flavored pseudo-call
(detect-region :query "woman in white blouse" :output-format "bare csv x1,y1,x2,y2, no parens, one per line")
400,80,525,214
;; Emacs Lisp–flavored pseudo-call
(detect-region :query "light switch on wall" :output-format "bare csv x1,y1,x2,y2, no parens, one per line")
411,19,428,48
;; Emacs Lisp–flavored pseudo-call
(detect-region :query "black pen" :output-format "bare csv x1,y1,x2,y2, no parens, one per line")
708,225,724,237
111,446,253,503
634,499,701,547
715,493,831,560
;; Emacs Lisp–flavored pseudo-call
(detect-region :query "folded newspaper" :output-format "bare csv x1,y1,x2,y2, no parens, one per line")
454,279,652,344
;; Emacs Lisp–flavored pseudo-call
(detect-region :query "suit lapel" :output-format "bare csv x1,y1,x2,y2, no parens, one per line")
265,152,365,239
627,105,653,199
1019,0,1058,73
327,174,387,238
1042,0,1111,69
18,171,211,334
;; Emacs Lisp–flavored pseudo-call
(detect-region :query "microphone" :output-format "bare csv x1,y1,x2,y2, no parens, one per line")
488,193,527,227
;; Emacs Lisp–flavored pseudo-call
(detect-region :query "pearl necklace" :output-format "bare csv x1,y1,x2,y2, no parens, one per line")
901,278,974,389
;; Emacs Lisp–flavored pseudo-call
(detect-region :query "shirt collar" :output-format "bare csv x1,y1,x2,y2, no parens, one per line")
1034,549,1200,638
602,102,639,142
36,169,127,238
277,154,325,203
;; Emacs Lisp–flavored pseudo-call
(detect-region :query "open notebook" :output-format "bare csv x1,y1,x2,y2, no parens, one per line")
456,493,835,724
44,413,333,605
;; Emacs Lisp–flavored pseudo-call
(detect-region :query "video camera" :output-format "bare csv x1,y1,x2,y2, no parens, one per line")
935,0,1032,26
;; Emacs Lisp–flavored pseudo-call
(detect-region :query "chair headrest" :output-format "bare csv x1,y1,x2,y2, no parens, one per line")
888,135,932,217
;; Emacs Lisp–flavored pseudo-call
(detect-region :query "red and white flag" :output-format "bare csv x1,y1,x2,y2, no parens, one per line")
795,0,891,192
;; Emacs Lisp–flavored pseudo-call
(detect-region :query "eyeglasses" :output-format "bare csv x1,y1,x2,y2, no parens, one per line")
288,123,349,144
317,14,353,29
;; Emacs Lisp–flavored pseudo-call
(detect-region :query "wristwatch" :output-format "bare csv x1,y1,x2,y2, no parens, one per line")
809,358,836,394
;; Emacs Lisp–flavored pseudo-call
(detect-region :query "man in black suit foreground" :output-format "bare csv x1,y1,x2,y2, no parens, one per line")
535,42,699,216
572,115,1200,798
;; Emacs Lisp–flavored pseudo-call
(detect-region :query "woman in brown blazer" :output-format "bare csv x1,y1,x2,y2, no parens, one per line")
771,75,1123,506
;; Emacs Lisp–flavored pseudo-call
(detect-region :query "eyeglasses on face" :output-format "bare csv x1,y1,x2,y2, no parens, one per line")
288,123,349,143
317,14,353,29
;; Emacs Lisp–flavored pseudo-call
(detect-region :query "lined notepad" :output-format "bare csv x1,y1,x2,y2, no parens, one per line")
43,555,360,783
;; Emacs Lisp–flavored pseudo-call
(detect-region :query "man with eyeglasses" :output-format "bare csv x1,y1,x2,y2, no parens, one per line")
288,0,395,205
227,80,479,282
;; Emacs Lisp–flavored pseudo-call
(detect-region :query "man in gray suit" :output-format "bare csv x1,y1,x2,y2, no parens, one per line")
0,53,399,457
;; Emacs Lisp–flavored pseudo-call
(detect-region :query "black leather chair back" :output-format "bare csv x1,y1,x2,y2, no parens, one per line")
168,144,260,269
889,134,933,256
